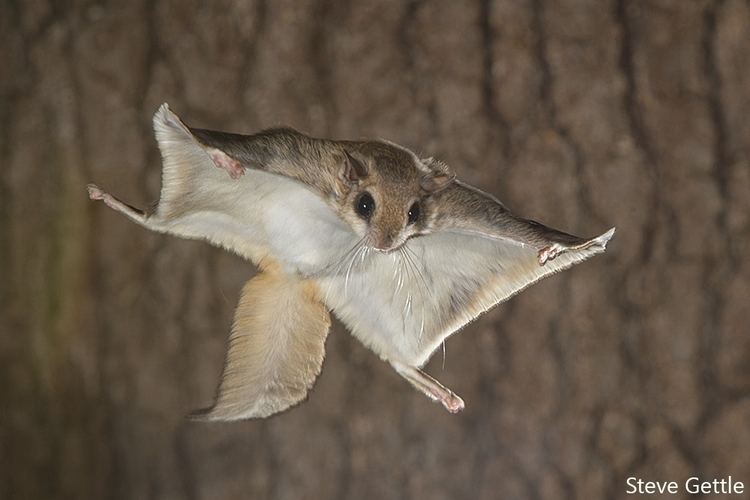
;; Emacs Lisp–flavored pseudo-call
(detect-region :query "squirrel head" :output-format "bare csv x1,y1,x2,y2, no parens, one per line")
336,141,454,252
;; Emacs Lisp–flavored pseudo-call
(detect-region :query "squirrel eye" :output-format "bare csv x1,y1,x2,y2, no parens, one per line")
355,192,375,220
407,202,420,225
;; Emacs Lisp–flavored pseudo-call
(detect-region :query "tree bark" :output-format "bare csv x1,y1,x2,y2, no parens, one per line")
2,0,749,499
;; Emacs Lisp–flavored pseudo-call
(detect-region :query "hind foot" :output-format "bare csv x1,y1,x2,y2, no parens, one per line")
87,183,146,222
393,363,466,414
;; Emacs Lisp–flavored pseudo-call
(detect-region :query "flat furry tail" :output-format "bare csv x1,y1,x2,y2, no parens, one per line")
190,267,332,421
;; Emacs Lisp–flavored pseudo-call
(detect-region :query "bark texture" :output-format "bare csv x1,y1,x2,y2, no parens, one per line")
2,0,750,499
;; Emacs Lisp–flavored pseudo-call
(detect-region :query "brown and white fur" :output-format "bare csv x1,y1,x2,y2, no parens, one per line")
88,104,614,419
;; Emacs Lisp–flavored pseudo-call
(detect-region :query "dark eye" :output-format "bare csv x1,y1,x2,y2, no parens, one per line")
407,202,420,225
355,192,375,220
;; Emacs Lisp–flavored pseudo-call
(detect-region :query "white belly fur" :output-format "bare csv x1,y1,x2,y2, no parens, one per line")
157,166,459,366
317,242,459,367
231,175,441,364
162,168,355,276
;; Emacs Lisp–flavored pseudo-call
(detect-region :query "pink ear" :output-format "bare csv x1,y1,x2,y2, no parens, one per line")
420,172,455,193
340,151,369,183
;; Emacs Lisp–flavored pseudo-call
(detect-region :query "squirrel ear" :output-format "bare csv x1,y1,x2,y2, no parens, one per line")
340,151,369,183
420,172,455,193
420,157,455,193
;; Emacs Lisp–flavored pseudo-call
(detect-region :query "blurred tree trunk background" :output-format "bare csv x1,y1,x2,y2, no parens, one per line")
2,0,750,499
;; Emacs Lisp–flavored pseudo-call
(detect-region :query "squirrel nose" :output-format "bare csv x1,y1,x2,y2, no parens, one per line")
374,232,397,252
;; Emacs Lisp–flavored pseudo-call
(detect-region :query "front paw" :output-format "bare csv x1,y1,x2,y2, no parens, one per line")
208,148,245,180
538,243,565,265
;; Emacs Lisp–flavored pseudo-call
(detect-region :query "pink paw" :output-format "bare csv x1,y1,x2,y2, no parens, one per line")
86,184,117,210
208,149,245,180
87,184,105,200
442,392,465,414
538,243,565,265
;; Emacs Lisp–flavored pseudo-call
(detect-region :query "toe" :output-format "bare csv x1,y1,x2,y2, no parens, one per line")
87,184,105,200
443,393,465,413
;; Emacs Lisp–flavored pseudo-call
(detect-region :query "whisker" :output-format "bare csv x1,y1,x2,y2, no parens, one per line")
402,247,430,307
401,245,431,341
441,340,446,371
344,243,367,297
321,236,365,304
325,236,365,276
395,250,406,295
404,245,431,297
396,249,409,334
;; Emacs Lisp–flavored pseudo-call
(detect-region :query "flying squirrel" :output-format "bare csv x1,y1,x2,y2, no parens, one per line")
87,104,615,419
